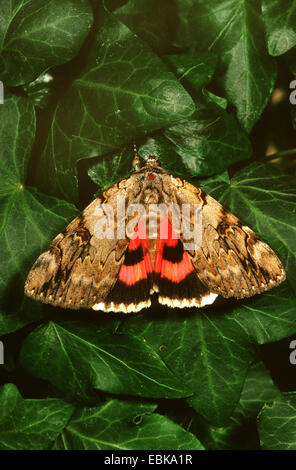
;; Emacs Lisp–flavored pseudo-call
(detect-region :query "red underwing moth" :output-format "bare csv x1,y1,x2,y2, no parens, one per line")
25,155,286,313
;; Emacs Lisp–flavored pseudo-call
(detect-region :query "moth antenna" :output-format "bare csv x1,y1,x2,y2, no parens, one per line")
132,142,141,171
147,153,160,166
179,116,221,143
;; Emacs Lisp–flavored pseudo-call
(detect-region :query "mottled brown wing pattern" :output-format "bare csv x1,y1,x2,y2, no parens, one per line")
25,156,286,312
171,177,286,299
24,184,131,310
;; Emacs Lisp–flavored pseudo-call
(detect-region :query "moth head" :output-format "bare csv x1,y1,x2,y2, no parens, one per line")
145,154,160,168
135,154,165,180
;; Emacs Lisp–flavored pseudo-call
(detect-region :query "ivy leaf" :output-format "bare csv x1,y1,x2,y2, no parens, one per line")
36,7,195,202
53,397,203,450
23,72,55,109
87,146,134,191
262,0,296,56
231,363,279,424
112,0,176,53
0,384,74,450
204,90,227,110
119,287,295,427
232,284,296,345
166,51,218,93
203,362,279,450
175,0,276,132
258,392,296,450
138,137,192,180
0,93,78,336
119,306,255,427
20,321,193,401
173,362,279,450
0,0,93,86
161,92,252,177
87,91,252,189
118,93,252,181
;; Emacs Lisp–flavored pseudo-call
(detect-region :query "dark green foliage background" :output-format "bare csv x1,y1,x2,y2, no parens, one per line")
0,0,296,450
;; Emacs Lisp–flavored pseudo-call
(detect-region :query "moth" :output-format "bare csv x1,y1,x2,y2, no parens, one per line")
25,154,286,313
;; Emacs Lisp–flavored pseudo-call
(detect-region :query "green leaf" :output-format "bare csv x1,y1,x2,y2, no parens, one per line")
20,321,193,401
206,362,279,450
87,94,251,188
135,137,192,180
36,8,195,202
262,0,296,56
258,392,296,450
232,284,296,345
166,51,217,93
0,384,74,450
119,307,255,427
176,362,279,450
53,397,203,450
0,0,93,86
112,0,176,53
119,286,295,428
203,90,228,110
0,93,78,336
87,146,134,191
161,93,252,177
175,0,276,132
230,362,279,424
129,93,251,180
201,162,296,290
58,398,203,450
23,72,54,109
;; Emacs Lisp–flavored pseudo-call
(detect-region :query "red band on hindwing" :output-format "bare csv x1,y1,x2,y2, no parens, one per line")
113,215,206,310
118,220,152,286
154,216,194,282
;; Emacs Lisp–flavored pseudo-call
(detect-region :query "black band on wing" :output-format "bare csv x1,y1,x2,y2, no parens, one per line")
105,276,152,305
156,271,210,301
162,240,184,263
122,246,145,266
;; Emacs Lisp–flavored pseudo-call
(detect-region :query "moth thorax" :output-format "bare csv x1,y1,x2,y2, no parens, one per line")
143,188,159,204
